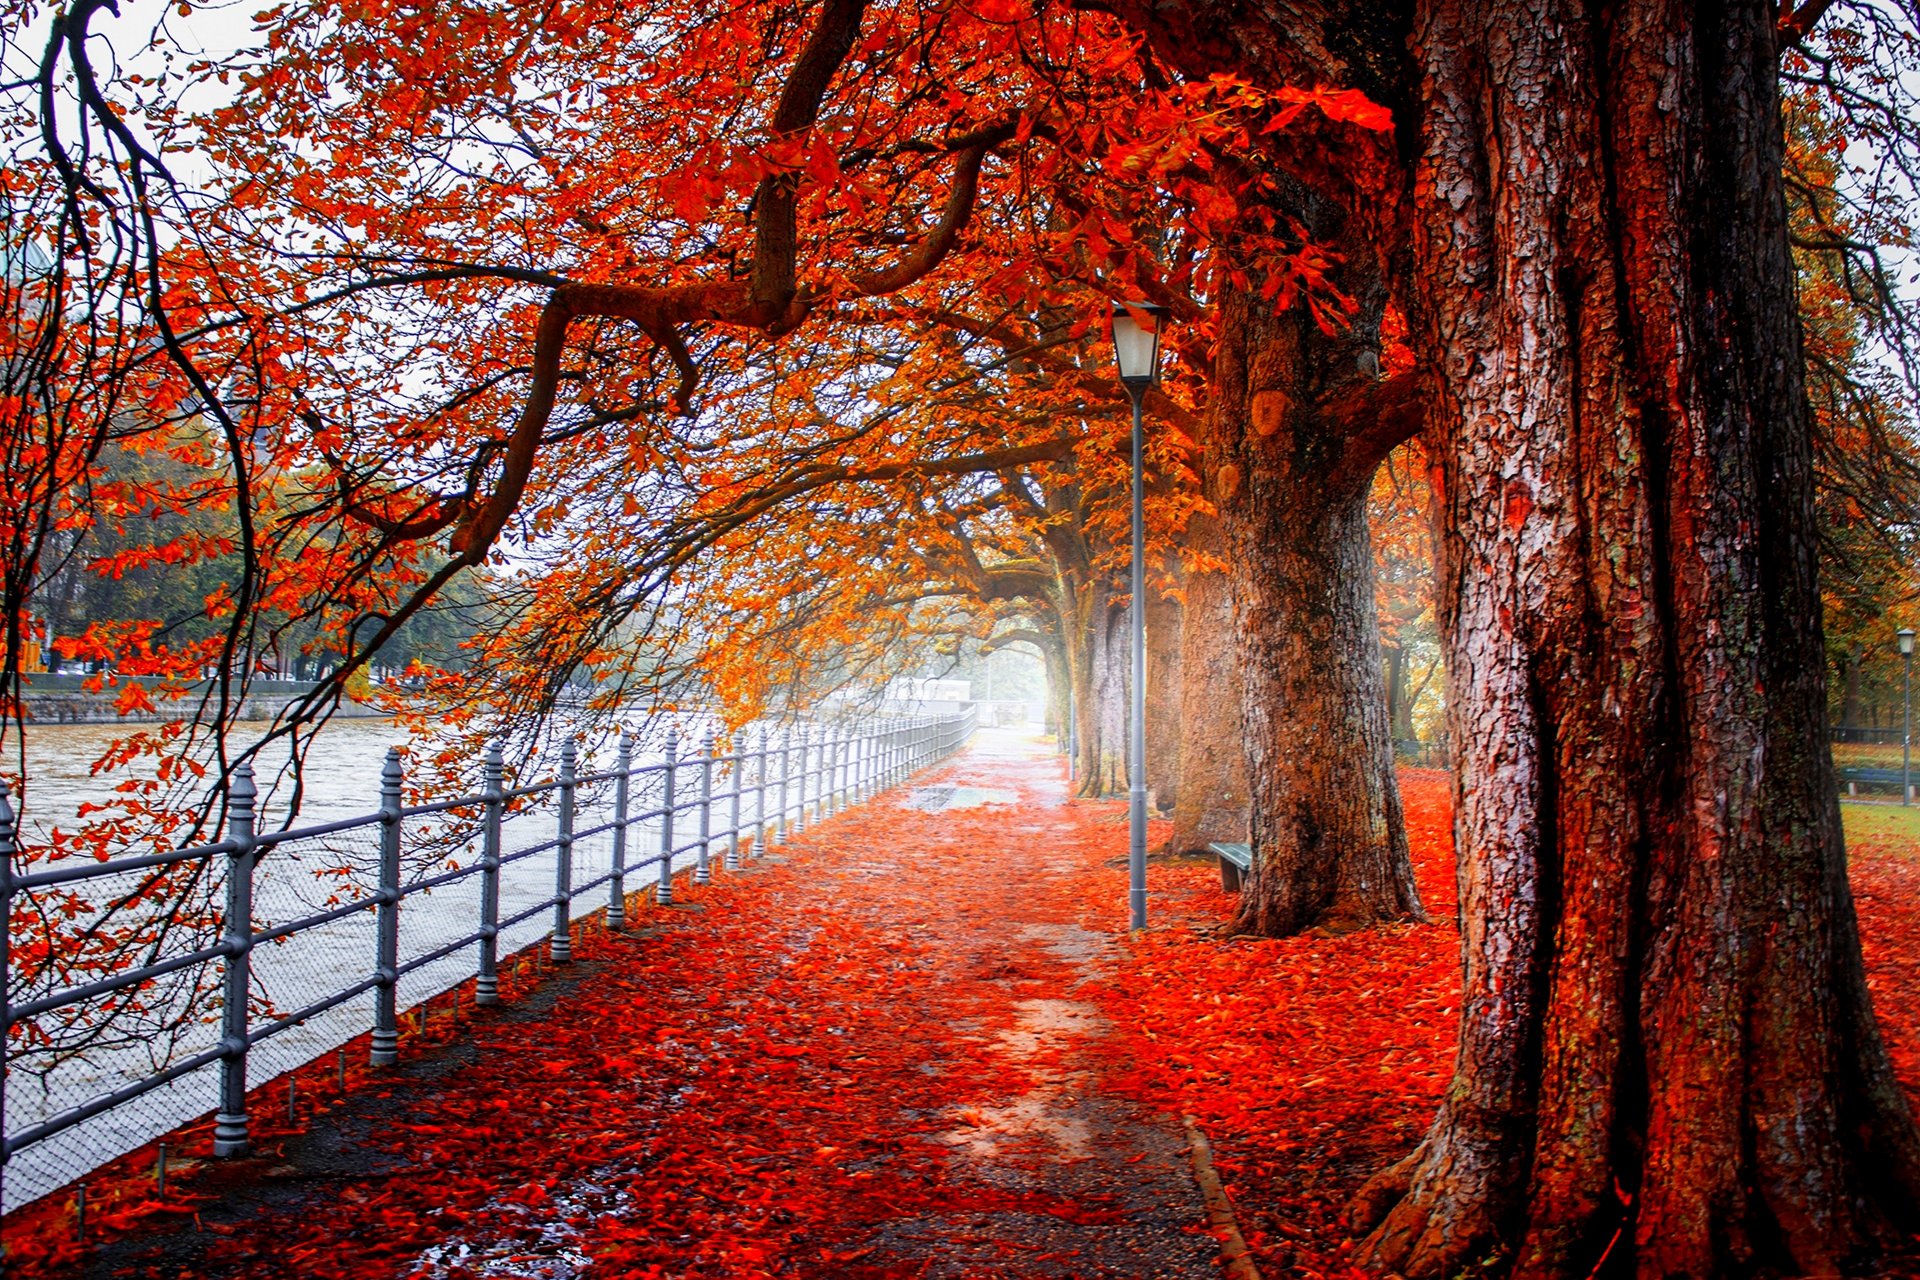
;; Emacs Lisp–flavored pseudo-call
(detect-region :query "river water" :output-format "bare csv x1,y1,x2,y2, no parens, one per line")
4,715,800,1213
9,718,415,845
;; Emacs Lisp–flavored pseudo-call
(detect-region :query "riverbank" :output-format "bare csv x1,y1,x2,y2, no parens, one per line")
17,674,386,726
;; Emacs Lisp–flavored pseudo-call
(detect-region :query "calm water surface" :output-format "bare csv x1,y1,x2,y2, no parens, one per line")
9,718,415,847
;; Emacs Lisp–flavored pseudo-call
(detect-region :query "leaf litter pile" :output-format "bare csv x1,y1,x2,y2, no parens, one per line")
17,733,1920,1278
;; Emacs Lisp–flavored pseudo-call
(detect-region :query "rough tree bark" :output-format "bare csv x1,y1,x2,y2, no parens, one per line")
1106,0,1920,1270
1164,506,1250,854
1839,644,1862,733
1145,565,1185,811
1090,592,1130,796
1383,643,1414,741
1064,579,1123,797
1039,629,1071,746
1346,2,1920,1275
1211,279,1424,934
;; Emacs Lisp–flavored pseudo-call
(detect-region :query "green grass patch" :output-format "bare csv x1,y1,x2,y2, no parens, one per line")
1842,799,1920,858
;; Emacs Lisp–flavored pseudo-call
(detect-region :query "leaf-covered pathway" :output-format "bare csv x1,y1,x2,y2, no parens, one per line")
44,728,1920,1278
77,730,1227,1279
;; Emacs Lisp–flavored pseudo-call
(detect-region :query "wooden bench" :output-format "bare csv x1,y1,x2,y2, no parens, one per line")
1209,841,1252,893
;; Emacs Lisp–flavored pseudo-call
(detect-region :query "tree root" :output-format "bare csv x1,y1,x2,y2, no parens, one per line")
1349,1131,1511,1279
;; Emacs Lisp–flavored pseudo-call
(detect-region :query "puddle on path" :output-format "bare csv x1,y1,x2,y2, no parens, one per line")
904,785,1019,811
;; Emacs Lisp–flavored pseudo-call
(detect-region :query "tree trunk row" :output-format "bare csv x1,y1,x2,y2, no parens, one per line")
1351,2,1920,1274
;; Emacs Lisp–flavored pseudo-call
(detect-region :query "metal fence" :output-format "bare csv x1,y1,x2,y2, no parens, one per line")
0,709,977,1212
1832,726,1906,745
1392,737,1450,770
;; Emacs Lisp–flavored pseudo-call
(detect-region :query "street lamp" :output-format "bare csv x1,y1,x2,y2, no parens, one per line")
1112,301,1168,931
1901,628,1915,806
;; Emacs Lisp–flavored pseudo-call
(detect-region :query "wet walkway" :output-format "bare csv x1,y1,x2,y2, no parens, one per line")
83,729,1224,1279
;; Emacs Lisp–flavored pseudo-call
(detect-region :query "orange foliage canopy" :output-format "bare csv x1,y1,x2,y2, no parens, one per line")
3,0,1394,812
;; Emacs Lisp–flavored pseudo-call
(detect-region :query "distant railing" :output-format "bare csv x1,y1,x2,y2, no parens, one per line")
0,708,977,1211
1831,726,1907,745
1393,737,1450,770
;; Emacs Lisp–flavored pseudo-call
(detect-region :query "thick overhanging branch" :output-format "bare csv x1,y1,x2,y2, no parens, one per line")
432,139,1016,563
1321,369,1424,500
983,626,1050,653
1778,0,1840,49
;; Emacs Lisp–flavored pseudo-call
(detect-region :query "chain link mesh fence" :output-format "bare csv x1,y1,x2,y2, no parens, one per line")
2,712,972,1212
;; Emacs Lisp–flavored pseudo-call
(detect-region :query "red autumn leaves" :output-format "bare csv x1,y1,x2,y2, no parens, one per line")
11,752,1918,1278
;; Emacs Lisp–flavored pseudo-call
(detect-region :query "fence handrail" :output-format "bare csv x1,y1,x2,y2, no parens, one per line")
1,707,978,1202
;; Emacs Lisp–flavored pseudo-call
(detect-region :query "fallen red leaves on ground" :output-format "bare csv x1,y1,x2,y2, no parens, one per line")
1088,777,1920,1278
1843,823,1920,1107
11,750,1920,1279
1082,770,1458,1279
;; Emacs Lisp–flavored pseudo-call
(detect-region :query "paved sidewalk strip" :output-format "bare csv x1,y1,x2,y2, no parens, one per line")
78,729,1220,1279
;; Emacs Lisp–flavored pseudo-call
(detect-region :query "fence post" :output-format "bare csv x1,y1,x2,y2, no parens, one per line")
726,732,743,872
657,728,678,904
696,731,715,886
476,740,504,1006
817,727,829,819
0,781,15,1205
777,728,791,844
800,725,814,828
793,727,809,835
551,740,576,963
753,728,769,857
371,748,403,1066
609,732,631,929
817,725,830,822
819,725,832,820
212,763,259,1157
823,727,837,817
811,726,823,824
833,729,846,814
812,725,826,825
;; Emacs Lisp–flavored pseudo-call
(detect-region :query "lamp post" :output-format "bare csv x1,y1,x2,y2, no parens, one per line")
1901,628,1915,806
1111,301,1168,931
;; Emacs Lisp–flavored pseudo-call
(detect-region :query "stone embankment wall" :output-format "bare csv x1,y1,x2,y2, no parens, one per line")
19,675,385,725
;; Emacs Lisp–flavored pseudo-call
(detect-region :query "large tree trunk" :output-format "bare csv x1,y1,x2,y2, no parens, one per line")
1164,508,1249,855
1384,643,1414,741
1351,2,1920,1274
1839,644,1863,734
1102,0,1920,1269
1211,284,1423,935
1093,594,1129,796
1145,564,1184,811
1070,581,1126,797
1039,628,1071,749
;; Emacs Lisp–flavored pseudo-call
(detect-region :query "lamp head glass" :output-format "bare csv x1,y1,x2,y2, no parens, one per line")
1901,628,1916,656
1111,301,1168,388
